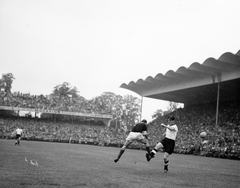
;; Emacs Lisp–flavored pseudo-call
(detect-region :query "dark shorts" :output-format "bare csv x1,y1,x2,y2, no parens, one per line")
161,137,175,155
16,134,21,139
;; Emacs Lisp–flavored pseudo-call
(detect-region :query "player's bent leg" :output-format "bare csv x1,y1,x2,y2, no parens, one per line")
15,135,18,145
144,139,151,154
146,142,164,162
164,158,169,173
114,141,132,163
114,149,124,163
151,142,164,157
155,142,164,150
163,152,170,173
138,139,151,154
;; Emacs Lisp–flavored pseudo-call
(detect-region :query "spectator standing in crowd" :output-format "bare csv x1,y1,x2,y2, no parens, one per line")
114,119,151,163
13,127,24,146
146,116,178,173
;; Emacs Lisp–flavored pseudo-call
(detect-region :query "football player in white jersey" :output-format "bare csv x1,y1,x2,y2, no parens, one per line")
146,116,178,172
13,127,24,146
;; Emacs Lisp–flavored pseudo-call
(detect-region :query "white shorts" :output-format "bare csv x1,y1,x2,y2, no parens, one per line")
126,132,145,141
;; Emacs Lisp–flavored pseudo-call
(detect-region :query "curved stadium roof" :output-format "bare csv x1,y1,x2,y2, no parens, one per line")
120,50,240,106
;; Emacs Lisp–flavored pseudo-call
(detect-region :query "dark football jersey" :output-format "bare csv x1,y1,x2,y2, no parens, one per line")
131,122,147,133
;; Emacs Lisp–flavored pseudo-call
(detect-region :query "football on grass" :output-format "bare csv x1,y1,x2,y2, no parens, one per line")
200,131,207,139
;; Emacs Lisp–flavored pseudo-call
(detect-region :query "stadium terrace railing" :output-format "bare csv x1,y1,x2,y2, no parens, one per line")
0,106,113,119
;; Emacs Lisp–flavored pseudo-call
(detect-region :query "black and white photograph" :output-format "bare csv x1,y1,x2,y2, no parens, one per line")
0,0,239,187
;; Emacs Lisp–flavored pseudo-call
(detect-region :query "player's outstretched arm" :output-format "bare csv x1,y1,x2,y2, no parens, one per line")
161,123,176,131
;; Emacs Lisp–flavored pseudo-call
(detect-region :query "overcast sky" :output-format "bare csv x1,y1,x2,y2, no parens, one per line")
1,0,240,121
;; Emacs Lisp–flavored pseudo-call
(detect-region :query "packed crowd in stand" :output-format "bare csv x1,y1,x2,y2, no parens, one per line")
0,91,108,114
148,100,240,159
0,117,124,147
0,91,239,160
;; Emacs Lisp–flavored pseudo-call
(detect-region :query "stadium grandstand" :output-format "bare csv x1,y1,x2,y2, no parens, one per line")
0,49,239,159
120,49,240,159
0,91,118,146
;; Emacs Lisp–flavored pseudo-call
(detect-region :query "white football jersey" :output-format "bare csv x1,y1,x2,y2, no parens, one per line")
165,124,178,140
16,128,23,135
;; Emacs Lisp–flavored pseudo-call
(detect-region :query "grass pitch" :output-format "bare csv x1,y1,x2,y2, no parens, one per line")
0,140,239,188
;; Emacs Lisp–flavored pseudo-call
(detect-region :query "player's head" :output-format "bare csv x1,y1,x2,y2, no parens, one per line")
167,116,175,122
141,119,147,124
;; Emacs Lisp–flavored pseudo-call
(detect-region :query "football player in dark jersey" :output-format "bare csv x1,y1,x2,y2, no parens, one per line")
114,119,151,163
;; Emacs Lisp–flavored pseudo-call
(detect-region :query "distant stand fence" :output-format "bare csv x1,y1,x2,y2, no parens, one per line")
0,106,113,126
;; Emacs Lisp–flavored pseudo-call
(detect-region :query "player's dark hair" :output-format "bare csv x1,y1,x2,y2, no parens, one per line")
168,116,175,121
141,119,147,124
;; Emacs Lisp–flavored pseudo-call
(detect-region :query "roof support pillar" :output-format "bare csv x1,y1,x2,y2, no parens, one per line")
215,73,221,126
140,96,143,121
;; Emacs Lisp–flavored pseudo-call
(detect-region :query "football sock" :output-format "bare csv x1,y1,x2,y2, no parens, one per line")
150,149,157,157
146,146,151,154
114,149,125,163
164,159,169,172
